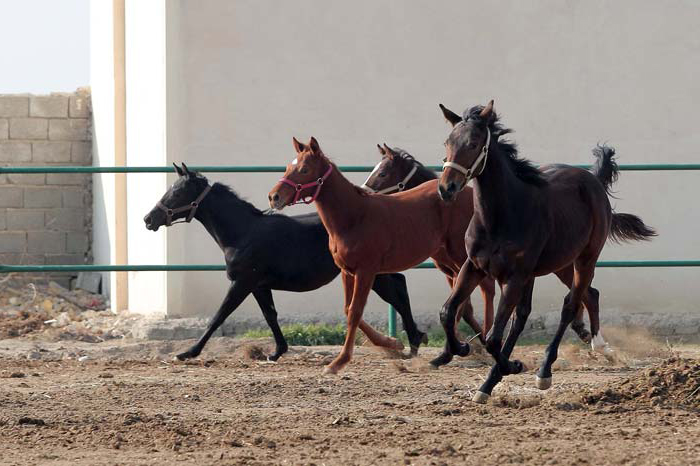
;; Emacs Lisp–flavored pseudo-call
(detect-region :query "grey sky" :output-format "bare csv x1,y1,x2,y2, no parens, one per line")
0,0,89,93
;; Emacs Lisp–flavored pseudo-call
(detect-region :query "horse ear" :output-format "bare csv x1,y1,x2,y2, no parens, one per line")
382,144,397,160
479,99,494,119
181,162,192,177
173,163,185,177
439,104,462,127
292,137,306,153
308,136,320,154
377,144,386,156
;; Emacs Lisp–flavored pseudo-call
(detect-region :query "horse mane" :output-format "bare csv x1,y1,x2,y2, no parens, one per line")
464,106,548,187
391,147,438,180
209,181,264,216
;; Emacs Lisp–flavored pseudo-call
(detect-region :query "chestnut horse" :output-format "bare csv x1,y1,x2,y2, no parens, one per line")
269,137,479,373
362,144,496,339
362,144,612,354
437,100,655,402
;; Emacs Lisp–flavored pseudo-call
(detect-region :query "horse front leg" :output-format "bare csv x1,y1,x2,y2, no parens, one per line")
175,278,253,361
473,279,535,403
484,276,529,376
325,271,375,375
440,261,485,359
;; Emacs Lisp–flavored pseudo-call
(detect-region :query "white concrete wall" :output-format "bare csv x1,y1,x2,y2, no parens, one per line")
124,0,168,314
89,0,116,299
102,0,700,326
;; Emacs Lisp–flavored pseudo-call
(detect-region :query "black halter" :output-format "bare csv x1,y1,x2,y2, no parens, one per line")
156,184,212,226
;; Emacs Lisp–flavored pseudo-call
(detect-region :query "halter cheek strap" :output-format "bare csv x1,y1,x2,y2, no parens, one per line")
157,184,211,226
442,127,491,181
278,164,333,205
361,163,419,195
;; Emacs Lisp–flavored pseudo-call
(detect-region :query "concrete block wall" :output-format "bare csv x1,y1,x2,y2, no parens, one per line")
0,89,92,284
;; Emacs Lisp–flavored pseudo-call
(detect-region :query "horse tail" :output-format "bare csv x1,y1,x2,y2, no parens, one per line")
590,144,657,243
610,213,656,243
590,144,618,195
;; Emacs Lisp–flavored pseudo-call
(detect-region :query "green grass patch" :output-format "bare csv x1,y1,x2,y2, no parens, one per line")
243,323,354,346
243,322,553,347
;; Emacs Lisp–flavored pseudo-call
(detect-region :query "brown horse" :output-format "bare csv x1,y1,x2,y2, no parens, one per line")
362,144,496,339
437,100,655,402
268,137,481,373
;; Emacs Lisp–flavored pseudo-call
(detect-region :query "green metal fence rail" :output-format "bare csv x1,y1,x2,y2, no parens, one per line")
2,163,699,337
1,164,700,174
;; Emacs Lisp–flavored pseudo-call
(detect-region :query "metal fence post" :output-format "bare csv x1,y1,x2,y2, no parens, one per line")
388,305,397,338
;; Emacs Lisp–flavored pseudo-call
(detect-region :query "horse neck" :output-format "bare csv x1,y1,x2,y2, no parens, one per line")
401,163,436,190
194,185,257,249
471,145,530,231
314,164,365,236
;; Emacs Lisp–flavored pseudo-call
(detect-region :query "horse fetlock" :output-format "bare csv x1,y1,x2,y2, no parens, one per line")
429,351,454,368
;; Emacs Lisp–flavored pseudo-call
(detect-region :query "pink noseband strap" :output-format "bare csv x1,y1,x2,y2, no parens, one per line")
278,164,333,205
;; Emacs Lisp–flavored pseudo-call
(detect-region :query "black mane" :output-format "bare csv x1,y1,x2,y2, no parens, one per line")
210,181,263,216
391,147,438,180
464,106,548,187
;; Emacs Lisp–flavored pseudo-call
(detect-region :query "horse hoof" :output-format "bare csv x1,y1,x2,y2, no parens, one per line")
429,352,453,368
472,391,490,404
409,345,419,357
323,365,339,375
535,376,552,390
174,352,192,361
455,343,470,358
391,338,405,351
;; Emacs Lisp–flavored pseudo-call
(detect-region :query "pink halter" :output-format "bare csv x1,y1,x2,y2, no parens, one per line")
278,164,333,205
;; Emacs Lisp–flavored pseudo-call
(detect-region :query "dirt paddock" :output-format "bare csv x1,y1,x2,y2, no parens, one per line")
1,334,699,466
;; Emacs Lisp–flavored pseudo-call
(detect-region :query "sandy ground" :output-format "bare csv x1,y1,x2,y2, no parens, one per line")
0,335,699,466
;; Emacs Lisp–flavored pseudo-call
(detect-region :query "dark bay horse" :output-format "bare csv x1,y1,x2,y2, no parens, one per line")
362,144,496,336
268,137,479,374
144,163,428,361
437,100,655,402
362,144,612,354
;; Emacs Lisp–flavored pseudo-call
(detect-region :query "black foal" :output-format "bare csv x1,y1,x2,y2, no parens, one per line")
144,163,427,361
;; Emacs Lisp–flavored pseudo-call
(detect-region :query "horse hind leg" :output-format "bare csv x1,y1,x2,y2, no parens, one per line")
537,258,596,390
325,271,376,375
371,273,427,356
253,289,288,361
478,277,496,335
555,267,594,344
584,287,612,355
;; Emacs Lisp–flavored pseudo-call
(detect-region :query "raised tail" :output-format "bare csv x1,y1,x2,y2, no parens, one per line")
590,144,657,243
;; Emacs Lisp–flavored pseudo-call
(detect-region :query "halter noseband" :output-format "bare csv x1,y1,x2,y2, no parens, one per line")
361,163,419,195
442,127,491,181
278,164,333,205
157,184,212,226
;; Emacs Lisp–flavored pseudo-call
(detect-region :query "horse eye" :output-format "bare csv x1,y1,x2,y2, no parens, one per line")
442,157,447,163
299,167,308,174
379,172,386,178
468,143,477,149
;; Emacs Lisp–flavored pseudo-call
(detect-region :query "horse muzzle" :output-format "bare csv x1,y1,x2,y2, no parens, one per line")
438,179,462,202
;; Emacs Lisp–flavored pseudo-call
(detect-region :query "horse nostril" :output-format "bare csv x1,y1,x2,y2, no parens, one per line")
272,193,280,202
447,182,457,193
144,215,151,225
